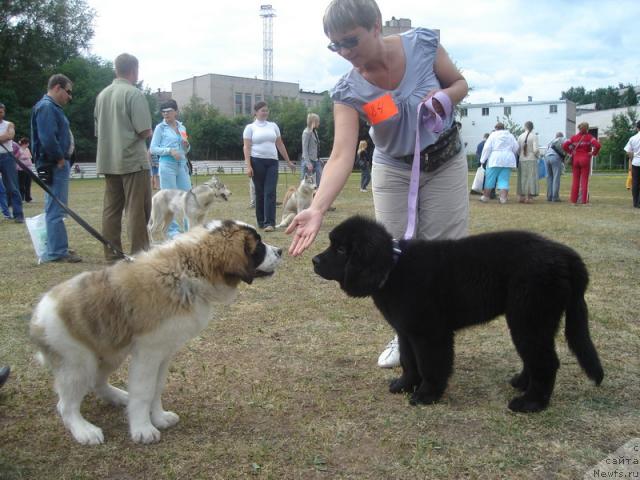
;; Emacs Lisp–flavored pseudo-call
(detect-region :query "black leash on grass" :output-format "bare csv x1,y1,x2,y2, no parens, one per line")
0,143,132,262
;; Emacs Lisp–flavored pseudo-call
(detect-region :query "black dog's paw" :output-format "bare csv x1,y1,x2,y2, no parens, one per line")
508,395,548,413
389,376,418,394
509,372,529,391
409,389,443,406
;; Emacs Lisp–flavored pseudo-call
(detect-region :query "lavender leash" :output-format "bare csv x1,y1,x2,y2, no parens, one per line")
403,91,452,240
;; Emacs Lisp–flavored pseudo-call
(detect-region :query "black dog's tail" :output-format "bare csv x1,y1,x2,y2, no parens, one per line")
564,257,604,385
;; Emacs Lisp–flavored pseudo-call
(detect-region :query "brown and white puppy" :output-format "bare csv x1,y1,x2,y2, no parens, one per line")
30,220,282,445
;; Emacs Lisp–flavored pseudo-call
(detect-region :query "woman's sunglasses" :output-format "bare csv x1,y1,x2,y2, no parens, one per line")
327,35,359,52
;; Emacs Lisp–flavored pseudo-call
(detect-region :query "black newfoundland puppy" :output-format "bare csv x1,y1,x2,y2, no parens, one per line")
312,216,604,413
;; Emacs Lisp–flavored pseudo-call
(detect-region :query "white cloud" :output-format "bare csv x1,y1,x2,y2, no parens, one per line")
87,0,640,103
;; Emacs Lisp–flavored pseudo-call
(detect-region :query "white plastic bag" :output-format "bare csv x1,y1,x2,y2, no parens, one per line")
471,167,485,194
25,213,47,264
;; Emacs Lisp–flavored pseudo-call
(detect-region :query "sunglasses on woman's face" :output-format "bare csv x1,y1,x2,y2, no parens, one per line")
327,35,359,52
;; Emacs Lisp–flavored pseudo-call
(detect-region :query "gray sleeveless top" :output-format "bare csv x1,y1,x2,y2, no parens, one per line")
331,28,452,170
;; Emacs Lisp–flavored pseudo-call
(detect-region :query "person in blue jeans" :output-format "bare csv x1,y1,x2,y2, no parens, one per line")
31,74,81,263
150,99,191,238
0,174,11,219
243,101,295,232
0,103,24,223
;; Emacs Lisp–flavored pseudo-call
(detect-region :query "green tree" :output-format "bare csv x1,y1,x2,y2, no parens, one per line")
593,87,620,110
598,109,639,170
0,0,95,134
267,98,308,161
502,115,524,138
561,84,640,109
316,92,334,158
181,96,250,160
561,86,593,105
622,86,638,106
57,56,114,162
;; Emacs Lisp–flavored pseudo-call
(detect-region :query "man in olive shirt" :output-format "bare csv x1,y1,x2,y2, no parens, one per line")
95,53,152,261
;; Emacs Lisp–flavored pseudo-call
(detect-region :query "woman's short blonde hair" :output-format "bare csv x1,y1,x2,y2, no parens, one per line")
357,140,368,153
307,113,320,129
323,0,382,36
578,122,590,132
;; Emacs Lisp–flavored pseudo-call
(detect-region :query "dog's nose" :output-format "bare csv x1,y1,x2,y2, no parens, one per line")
276,248,283,257
312,255,320,267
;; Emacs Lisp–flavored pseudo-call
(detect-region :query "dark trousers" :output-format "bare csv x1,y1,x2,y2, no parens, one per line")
360,165,371,190
251,157,278,228
632,165,640,208
18,170,32,202
0,153,23,219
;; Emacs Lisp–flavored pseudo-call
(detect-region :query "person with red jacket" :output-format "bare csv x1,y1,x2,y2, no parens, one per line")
563,122,601,204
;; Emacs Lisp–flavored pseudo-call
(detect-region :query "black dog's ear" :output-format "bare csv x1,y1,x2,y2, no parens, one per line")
342,234,394,297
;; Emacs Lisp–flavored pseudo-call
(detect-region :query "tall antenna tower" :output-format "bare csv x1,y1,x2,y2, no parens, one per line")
259,4,275,98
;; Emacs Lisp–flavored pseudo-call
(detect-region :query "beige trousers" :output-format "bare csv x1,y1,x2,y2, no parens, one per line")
371,148,469,241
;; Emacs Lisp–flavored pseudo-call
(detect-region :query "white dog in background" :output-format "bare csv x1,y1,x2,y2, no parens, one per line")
276,173,315,228
30,220,282,445
148,176,231,241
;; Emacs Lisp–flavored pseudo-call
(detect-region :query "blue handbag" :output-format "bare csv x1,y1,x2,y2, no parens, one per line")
538,158,547,179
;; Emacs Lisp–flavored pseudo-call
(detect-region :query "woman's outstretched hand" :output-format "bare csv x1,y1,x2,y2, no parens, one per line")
285,208,324,256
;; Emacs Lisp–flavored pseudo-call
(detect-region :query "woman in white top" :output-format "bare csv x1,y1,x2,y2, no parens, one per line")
517,121,540,204
243,101,295,231
479,122,519,204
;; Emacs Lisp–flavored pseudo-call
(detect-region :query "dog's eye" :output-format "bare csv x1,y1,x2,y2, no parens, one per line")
336,246,347,255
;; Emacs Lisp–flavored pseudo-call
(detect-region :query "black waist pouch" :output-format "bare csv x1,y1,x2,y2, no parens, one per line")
401,126,463,172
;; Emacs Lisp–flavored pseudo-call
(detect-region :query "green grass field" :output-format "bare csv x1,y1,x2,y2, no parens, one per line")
0,172,638,479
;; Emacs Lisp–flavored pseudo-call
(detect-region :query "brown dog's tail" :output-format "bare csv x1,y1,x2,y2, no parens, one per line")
282,187,296,206
564,257,604,385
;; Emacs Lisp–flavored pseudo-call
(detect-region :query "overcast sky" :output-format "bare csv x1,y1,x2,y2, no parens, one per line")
86,0,639,104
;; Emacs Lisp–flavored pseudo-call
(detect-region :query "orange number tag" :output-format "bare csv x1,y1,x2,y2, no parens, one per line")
363,93,399,125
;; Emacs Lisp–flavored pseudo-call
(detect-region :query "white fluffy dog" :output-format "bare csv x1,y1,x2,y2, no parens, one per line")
30,220,282,445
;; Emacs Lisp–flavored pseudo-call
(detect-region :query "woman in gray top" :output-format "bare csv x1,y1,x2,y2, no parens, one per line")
287,0,469,368
301,113,321,185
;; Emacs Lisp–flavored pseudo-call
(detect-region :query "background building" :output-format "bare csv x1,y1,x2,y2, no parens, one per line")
171,73,325,116
576,105,640,139
458,98,576,154
382,17,412,36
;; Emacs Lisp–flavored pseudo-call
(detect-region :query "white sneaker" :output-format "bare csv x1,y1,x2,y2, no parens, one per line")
479,195,488,203
377,336,400,368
